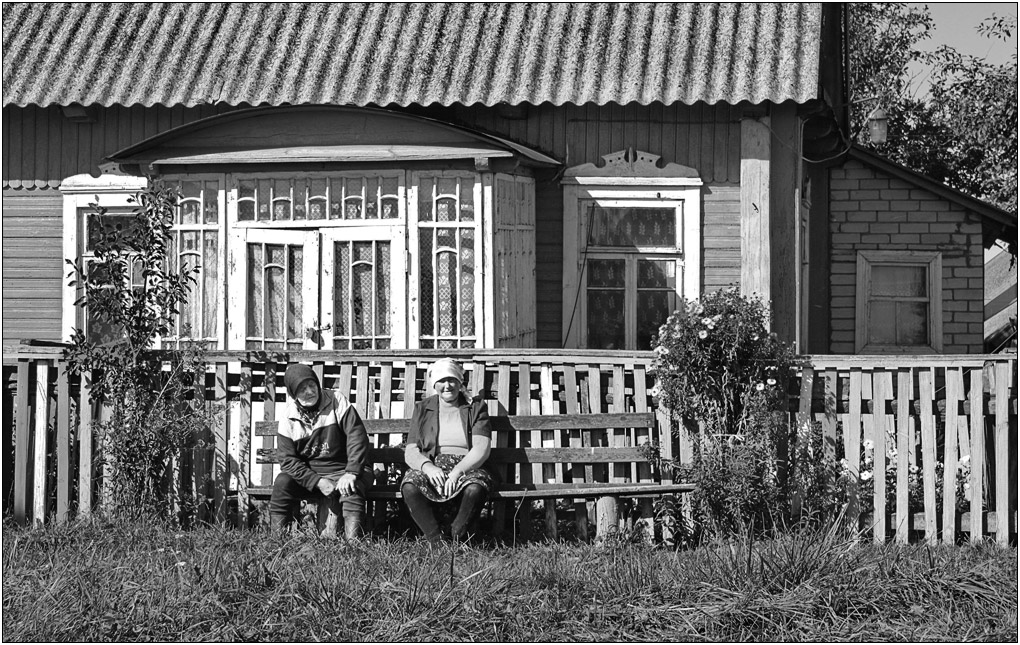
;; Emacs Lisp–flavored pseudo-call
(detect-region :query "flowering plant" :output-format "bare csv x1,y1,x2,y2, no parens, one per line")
652,289,795,535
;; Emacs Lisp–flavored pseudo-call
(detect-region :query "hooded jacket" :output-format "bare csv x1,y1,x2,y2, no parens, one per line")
278,364,369,491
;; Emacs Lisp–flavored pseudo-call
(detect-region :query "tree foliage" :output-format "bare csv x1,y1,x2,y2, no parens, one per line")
847,4,1017,220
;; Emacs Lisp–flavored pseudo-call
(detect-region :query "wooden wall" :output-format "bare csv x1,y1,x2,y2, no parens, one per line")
2,101,745,348
2,189,64,343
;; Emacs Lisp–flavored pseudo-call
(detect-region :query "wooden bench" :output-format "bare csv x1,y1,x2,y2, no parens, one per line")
246,412,692,541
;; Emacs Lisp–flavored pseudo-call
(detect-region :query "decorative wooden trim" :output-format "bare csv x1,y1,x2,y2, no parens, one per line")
563,148,701,182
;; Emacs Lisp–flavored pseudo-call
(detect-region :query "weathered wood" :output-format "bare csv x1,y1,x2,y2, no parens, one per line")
213,363,229,525
563,364,588,541
942,367,962,541
871,371,891,543
894,369,911,543
247,481,694,500
739,116,770,300
596,496,618,541
632,364,654,543
32,361,50,526
793,366,814,517
539,363,557,539
14,360,31,525
993,361,1011,545
259,446,664,466
917,368,938,544
261,361,278,488
237,362,253,528
846,369,862,522
968,368,984,541
77,371,93,517
517,362,534,541
55,362,70,524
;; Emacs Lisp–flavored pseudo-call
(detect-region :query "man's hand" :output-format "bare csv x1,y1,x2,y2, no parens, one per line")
423,462,446,491
316,477,337,497
336,472,358,497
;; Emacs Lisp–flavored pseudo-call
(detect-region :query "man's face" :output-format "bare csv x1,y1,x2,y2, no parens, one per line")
295,380,319,407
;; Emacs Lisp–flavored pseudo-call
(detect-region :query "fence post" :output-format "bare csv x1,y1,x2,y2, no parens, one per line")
14,360,31,526
32,361,51,526
993,361,1011,545
55,362,71,524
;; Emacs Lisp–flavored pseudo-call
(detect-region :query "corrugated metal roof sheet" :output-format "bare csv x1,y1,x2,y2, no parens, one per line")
2,2,822,108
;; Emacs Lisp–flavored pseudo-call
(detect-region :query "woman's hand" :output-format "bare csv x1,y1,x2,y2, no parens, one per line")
423,462,446,490
443,468,463,498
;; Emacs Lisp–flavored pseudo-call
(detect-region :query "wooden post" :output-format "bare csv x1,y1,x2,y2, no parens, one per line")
517,362,534,541
740,115,771,303
261,361,278,527
968,368,984,541
894,369,912,543
993,361,1011,545
941,367,962,542
237,362,253,528
563,365,588,541
871,372,891,543
918,368,938,543
33,361,51,526
55,362,71,524
78,371,94,518
793,366,814,519
595,495,618,542
632,365,654,544
14,360,31,526
846,369,862,525
213,363,229,525
539,363,557,540
492,362,511,538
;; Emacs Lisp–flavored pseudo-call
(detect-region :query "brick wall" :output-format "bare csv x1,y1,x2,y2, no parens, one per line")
829,160,985,353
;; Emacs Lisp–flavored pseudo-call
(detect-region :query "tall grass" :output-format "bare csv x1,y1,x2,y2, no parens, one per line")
3,518,1016,641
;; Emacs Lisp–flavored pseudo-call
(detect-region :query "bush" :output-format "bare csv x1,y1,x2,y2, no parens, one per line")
64,184,216,524
651,290,795,537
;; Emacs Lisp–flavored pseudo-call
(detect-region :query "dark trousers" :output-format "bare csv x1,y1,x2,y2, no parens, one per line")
401,482,488,542
270,467,375,522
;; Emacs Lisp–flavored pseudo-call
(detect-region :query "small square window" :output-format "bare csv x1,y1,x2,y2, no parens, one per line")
855,251,942,353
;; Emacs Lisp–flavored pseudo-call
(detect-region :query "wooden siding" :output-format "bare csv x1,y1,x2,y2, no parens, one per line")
2,189,64,344
3,101,746,347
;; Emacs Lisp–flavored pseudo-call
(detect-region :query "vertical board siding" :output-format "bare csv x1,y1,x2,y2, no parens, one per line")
2,189,65,344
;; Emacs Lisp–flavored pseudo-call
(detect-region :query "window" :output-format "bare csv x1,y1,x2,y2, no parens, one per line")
561,148,702,350
855,250,942,353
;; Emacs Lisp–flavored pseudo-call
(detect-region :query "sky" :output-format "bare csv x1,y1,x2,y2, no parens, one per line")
907,2,1018,77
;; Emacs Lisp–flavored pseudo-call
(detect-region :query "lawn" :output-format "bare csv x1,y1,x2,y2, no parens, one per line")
3,519,1016,642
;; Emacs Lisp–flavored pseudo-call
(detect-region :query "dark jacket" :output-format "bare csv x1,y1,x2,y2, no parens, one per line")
406,393,491,460
278,389,369,491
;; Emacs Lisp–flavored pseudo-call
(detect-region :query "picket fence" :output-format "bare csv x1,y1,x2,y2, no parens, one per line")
2,346,1016,544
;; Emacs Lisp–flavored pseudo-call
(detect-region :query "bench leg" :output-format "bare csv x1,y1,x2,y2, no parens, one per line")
595,496,618,542
317,497,342,538
544,500,558,540
573,500,589,541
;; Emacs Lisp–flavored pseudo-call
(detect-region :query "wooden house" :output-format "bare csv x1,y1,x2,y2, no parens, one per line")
4,2,1014,355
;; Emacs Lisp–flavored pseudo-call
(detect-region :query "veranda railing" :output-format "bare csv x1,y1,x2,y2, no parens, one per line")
2,346,1015,544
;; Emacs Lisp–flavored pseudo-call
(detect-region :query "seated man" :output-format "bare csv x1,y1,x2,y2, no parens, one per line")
269,363,374,539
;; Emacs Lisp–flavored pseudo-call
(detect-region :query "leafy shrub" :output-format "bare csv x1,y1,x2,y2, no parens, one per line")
64,184,216,524
651,289,795,537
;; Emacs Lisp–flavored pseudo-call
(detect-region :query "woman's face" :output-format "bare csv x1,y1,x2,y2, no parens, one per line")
295,380,320,407
434,377,461,403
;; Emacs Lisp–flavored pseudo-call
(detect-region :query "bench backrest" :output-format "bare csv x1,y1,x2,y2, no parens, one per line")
252,412,659,487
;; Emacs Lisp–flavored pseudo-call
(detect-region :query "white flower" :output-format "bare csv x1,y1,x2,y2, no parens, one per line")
959,455,971,465
751,334,759,341
886,447,897,459
909,465,919,474
701,317,713,326
653,345,669,355
863,439,874,451
860,470,873,481
766,378,776,386
698,330,708,339
755,383,765,391
838,458,850,471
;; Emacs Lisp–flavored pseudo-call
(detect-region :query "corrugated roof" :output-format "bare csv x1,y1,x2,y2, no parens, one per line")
2,2,822,108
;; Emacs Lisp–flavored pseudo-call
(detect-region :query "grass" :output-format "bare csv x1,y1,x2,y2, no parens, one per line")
2,518,1016,642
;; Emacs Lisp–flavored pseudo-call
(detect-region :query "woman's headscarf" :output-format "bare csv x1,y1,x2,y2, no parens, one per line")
427,357,465,392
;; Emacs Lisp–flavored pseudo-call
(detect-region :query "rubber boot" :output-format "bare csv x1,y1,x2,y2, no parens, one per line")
450,483,487,542
270,512,291,533
343,512,364,541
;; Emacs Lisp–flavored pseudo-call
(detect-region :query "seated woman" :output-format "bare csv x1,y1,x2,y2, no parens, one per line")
401,358,494,543
269,363,375,539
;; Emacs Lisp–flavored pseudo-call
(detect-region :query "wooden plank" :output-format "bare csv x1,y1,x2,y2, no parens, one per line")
539,363,557,539
14,360,31,525
492,362,511,537
33,361,50,526
846,369,862,522
918,368,938,543
941,367,962,541
632,364,654,543
402,362,417,418
213,363,229,525
562,364,588,541
993,361,1011,545
894,369,911,543
237,362,253,528
610,365,627,485
261,361,277,488
55,361,70,524
793,366,814,517
871,371,891,543
355,363,369,417
77,371,93,518
968,367,984,541
517,362,534,540
193,366,210,524
248,481,696,500
822,370,838,463
338,362,353,400
586,366,606,482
